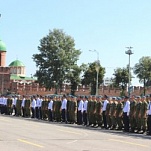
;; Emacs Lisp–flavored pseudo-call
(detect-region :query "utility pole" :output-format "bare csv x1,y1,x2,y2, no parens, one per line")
89,50,100,96
125,47,133,97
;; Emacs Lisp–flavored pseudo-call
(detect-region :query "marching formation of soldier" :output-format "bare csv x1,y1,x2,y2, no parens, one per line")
0,93,151,136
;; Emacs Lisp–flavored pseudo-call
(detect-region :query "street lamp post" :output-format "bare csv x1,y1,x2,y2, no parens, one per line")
125,47,133,97
89,50,100,96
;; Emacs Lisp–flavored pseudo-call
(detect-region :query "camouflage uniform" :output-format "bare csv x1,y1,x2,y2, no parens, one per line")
135,98,142,132
106,99,112,129
140,98,148,133
87,97,92,125
90,97,97,126
110,98,117,129
116,98,123,130
70,97,77,124
129,98,137,132
95,97,103,127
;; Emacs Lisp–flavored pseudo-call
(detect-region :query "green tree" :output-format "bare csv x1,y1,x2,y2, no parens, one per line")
66,64,86,96
33,29,81,93
113,67,129,96
133,56,151,95
81,62,105,95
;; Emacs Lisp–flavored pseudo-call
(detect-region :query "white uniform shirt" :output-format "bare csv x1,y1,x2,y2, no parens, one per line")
3,98,7,105
0,97,2,105
36,98,40,108
148,101,151,115
31,99,36,108
0,97,5,105
61,98,67,110
38,99,43,108
123,100,130,114
83,100,88,112
21,98,25,107
102,99,109,111
78,100,84,112
12,98,17,106
48,100,53,110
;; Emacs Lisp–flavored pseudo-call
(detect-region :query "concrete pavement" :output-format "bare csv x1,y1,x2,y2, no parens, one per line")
0,115,150,151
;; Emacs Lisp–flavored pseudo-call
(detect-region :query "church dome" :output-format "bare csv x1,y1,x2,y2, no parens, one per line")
0,39,6,51
9,60,25,67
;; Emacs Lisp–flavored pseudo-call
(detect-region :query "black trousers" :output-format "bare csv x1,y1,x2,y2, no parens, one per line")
78,110,83,125
123,112,129,132
35,107,39,119
148,115,151,135
13,105,17,116
22,107,25,117
103,111,107,128
83,111,87,125
31,107,35,118
39,107,42,119
61,109,67,122
48,109,53,121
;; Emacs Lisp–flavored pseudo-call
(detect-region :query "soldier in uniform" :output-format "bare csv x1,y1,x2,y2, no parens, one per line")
83,96,88,126
106,97,112,129
24,96,31,117
140,96,148,133
12,95,17,116
67,95,72,123
16,96,22,116
7,96,12,115
129,95,137,133
135,96,142,133
55,96,61,122
116,97,123,130
110,97,117,130
147,95,151,135
31,95,36,118
70,96,77,124
48,96,54,121
95,96,103,128
90,96,97,127
87,96,92,126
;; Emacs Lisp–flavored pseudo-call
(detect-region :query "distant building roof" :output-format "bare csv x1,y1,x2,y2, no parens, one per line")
0,39,6,52
10,74,35,81
9,60,25,67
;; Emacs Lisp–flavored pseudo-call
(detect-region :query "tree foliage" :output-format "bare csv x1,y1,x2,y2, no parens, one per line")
33,29,81,92
81,62,105,95
113,67,129,95
133,56,151,95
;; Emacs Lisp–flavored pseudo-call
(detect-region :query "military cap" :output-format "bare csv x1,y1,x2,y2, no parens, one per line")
124,96,129,99
80,95,84,99
85,96,88,99
104,95,108,99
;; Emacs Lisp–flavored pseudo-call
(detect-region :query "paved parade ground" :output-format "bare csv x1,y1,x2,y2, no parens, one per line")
0,115,150,151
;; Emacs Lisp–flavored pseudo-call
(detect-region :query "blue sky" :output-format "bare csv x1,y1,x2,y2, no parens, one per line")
0,0,151,86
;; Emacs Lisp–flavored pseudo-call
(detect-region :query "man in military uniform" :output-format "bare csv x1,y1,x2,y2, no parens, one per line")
89,96,97,127
116,97,123,130
129,95,137,133
147,95,151,135
83,96,88,126
48,96,54,121
55,96,61,122
70,96,77,124
106,97,112,129
135,96,142,133
110,97,117,130
87,96,92,126
140,96,148,134
95,96,103,128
